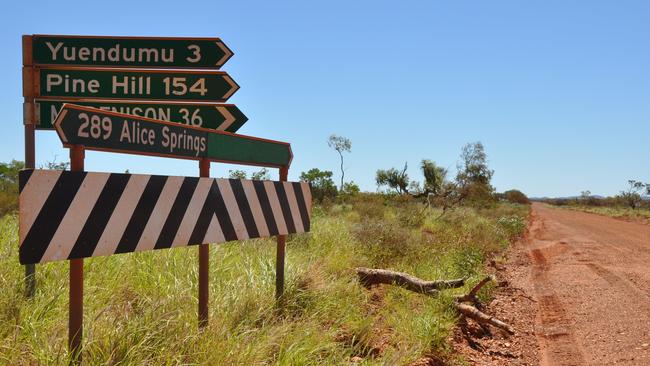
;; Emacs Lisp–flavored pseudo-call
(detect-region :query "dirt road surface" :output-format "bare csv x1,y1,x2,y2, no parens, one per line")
453,203,650,365
524,203,650,365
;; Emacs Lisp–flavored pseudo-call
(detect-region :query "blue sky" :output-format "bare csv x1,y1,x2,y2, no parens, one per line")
1,0,648,197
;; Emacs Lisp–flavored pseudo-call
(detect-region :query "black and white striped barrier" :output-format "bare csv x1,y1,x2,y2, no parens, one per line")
19,169,311,264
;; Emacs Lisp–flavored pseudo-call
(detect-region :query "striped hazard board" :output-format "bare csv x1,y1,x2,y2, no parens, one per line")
19,169,312,264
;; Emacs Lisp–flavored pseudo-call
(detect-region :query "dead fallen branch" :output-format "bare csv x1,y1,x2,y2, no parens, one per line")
354,268,515,335
355,267,465,295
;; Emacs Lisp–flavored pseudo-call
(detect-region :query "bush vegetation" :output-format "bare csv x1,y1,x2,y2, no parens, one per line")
0,195,529,365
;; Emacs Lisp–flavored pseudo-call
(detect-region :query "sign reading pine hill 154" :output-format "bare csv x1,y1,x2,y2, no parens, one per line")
29,67,239,102
29,35,233,69
55,104,292,167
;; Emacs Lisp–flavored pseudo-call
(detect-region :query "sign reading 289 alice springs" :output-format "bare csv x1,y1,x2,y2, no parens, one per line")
54,104,292,167
30,35,233,69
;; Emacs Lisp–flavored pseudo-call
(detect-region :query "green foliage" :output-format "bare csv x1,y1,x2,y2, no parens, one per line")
421,160,447,196
376,163,409,194
456,142,493,187
228,169,248,180
300,168,338,203
503,189,530,204
338,181,361,202
462,182,496,208
250,168,270,181
496,216,527,240
616,180,649,209
42,160,69,171
0,160,24,217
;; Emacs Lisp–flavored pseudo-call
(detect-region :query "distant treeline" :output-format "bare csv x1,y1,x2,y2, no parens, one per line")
536,180,650,210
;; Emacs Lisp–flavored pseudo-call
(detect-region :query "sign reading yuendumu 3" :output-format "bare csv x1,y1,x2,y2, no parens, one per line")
32,67,239,102
35,100,248,133
54,104,292,167
30,35,233,69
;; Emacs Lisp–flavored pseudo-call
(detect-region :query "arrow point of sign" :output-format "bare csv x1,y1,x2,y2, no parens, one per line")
53,108,69,143
216,106,236,131
222,75,240,100
215,42,234,67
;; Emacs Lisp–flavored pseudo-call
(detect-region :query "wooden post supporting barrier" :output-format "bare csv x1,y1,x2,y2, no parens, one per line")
275,166,289,301
22,35,36,298
198,159,210,328
69,145,85,363
24,123,36,298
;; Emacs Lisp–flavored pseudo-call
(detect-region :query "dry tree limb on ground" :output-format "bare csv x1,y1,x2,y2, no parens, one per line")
354,268,515,335
355,267,465,295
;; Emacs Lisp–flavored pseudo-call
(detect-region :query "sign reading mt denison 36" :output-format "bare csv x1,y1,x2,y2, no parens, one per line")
54,104,292,167
27,35,233,69
35,100,248,133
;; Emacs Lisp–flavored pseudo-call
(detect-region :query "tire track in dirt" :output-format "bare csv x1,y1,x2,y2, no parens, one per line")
528,235,587,365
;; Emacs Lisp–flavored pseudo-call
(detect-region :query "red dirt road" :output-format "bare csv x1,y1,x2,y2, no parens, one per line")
523,203,650,365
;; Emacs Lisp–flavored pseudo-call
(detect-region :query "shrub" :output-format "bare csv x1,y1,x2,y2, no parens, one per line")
299,168,338,203
351,217,415,266
496,216,527,240
503,189,530,204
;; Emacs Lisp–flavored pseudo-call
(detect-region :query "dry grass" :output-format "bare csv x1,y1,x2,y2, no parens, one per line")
0,196,528,365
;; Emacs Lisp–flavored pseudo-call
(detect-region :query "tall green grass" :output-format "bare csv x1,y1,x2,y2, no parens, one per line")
0,198,528,365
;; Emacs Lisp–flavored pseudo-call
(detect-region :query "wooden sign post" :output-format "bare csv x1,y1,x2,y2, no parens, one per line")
198,158,210,329
69,145,84,363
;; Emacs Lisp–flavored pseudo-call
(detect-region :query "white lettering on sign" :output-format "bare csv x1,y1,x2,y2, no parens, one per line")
77,113,112,140
105,106,171,121
50,105,175,125
46,74,100,93
162,77,207,96
111,76,151,95
161,126,206,156
45,42,176,64
120,121,156,145
186,45,201,63
179,108,203,126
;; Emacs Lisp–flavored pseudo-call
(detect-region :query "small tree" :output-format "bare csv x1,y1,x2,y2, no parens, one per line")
300,168,338,202
456,142,493,187
250,168,270,181
504,189,530,204
617,180,648,209
455,142,495,207
376,162,409,194
421,159,448,196
228,170,247,179
327,134,352,190
41,155,69,171
341,181,361,198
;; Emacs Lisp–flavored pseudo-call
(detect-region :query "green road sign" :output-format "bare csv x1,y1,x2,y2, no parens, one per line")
54,104,291,167
31,67,239,102
35,99,248,133
28,35,233,69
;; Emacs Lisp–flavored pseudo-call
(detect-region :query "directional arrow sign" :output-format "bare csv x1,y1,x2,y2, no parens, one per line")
35,100,248,133
28,66,239,102
27,35,234,69
54,104,291,167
